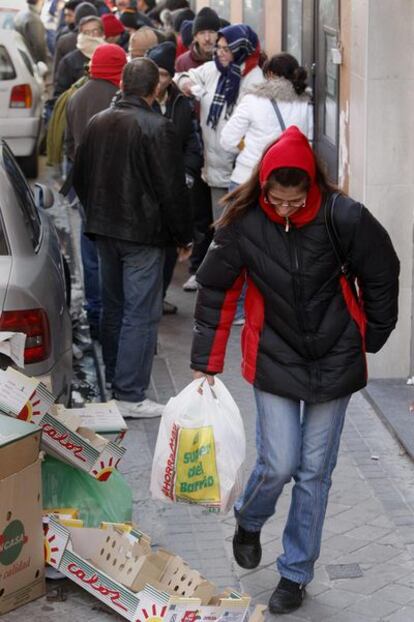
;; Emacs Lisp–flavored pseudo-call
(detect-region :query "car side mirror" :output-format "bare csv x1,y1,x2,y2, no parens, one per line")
36,61,48,78
34,183,54,209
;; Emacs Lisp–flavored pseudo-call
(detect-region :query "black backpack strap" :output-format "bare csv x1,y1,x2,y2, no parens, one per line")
324,192,357,291
270,99,286,131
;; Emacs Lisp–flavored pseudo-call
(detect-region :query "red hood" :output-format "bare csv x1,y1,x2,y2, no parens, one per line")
258,126,322,227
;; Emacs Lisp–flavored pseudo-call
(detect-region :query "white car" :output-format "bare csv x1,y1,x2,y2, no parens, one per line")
0,29,46,178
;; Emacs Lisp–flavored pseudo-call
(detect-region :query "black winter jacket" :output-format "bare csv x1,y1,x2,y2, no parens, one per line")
152,82,203,179
73,95,192,247
54,49,88,98
191,194,400,403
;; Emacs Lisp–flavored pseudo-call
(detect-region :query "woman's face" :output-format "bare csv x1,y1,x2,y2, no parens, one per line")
216,37,234,67
266,182,307,218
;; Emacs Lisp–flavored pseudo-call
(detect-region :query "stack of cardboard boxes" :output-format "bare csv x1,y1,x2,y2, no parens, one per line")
0,367,265,621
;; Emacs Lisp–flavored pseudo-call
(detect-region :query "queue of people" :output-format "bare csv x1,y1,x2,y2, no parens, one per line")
12,2,400,616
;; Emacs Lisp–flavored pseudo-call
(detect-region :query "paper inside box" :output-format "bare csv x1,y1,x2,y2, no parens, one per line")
55,401,127,434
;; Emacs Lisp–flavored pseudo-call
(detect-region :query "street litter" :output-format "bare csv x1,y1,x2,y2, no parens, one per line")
55,400,127,443
151,378,246,513
0,414,45,615
42,455,133,527
43,516,264,622
0,332,26,367
0,367,126,480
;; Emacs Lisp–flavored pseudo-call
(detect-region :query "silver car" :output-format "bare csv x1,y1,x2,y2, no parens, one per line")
0,140,72,403
0,29,46,178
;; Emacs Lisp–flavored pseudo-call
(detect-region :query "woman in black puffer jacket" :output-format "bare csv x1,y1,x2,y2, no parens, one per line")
191,126,399,615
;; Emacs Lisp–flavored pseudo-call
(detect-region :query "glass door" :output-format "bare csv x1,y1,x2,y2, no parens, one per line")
314,0,340,182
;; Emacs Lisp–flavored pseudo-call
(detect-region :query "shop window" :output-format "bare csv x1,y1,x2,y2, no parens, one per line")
283,0,302,63
243,0,265,45
209,0,231,21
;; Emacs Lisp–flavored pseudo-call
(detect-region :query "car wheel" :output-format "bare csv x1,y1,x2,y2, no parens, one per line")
18,148,39,179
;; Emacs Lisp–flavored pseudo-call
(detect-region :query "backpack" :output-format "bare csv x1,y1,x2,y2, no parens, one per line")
46,76,88,166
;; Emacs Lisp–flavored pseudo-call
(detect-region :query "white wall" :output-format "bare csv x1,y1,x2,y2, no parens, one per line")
349,0,414,378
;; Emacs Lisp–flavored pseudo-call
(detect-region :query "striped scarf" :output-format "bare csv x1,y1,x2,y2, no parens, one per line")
206,24,259,130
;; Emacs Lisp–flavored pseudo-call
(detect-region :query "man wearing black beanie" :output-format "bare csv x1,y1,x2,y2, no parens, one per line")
176,7,220,72
146,41,203,313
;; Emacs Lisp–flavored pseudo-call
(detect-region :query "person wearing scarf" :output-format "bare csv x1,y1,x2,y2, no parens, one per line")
206,23,260,130
190,126,400,615
54,15,105,97
176,23,263,222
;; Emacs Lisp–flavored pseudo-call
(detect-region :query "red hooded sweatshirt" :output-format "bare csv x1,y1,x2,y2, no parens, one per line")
258,126,322,229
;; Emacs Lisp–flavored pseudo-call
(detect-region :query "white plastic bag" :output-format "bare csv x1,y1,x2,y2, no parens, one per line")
150,377,246,513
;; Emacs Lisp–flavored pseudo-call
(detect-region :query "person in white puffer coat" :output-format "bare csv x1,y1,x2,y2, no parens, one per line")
176,24,264,221
220,53,313,187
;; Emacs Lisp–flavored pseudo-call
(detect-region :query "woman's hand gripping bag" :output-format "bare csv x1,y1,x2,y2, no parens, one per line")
150,378,246,513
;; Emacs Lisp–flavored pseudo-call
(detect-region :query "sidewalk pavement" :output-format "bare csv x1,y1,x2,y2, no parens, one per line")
5,182,414,620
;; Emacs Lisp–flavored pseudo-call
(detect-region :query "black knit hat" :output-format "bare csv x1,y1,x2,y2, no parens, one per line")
120,10,152,30
192,7,220,36
74,2,98,25
172,7,195,32
146,41,177,76
180,19,193,48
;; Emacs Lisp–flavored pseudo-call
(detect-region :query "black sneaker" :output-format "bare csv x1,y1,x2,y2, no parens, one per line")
268,577,306,614
232,524,262,569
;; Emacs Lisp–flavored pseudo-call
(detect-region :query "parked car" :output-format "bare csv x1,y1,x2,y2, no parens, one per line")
0,29,46,178
0,140,72,403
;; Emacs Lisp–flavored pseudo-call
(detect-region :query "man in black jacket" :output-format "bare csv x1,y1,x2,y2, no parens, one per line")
146,41,203,314
73,58,192,419
54,15,105,98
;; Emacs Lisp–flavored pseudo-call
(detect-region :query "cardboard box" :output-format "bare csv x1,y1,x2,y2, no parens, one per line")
0,368,126,481
55,400,127,443
0,414,45,615
44,518,251,622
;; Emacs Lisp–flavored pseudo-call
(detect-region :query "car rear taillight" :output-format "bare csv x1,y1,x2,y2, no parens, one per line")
9,84,32,108
0,309,51,364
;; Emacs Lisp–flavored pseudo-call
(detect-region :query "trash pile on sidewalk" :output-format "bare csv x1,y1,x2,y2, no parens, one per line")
0,367,265,621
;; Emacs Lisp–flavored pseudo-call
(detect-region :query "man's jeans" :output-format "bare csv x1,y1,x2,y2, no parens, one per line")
96,237,164,402
235,388,351,585
81,219,101,336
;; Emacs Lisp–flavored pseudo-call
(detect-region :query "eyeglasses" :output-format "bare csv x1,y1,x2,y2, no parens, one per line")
215,44,231,53
266,195,307,209
82,28,102,36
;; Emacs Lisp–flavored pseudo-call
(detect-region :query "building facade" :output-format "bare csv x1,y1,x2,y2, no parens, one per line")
192,0,412,379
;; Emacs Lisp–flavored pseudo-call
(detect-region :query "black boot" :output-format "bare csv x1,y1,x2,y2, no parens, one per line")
232,524,262,569
268,577,305,614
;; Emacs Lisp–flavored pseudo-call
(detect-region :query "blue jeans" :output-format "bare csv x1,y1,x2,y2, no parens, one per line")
80,219,101,335
96,237,164,401
235,388,351,585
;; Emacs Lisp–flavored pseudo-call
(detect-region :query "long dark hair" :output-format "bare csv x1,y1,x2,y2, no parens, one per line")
216,155,338,229
263,52,308,96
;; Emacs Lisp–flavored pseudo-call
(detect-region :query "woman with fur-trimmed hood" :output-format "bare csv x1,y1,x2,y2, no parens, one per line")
220,53,313,186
